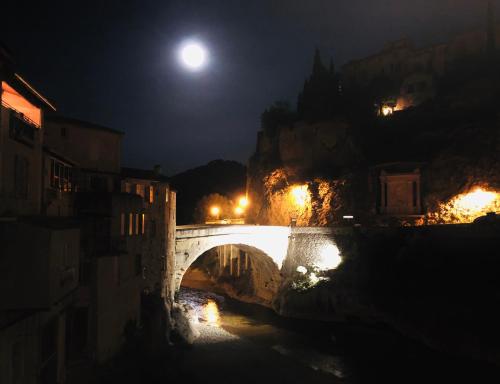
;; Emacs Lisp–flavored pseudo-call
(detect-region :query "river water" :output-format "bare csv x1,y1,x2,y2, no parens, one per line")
176,287,500,384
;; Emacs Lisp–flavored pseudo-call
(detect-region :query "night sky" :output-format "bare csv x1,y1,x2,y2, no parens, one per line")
1,0,496,174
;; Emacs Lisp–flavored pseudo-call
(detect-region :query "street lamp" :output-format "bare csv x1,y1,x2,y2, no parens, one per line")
210,206,220,220
238,196,249,208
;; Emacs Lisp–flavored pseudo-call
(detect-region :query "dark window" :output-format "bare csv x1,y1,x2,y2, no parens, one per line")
14,155,29,198
384,182,388,207
413,181,418,207
135,254,142,276
9,112,36,142
150,220,156,238
80,260,91,286
417,81,427,92
12,341,24,384
90,176,107,192
41,319,57,364
61,127,66,138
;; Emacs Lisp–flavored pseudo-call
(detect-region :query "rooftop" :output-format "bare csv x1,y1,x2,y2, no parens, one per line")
121,166,170,182
46,115,124,136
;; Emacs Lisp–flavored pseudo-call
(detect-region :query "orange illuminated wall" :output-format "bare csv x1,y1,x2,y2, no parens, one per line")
1,81,41,127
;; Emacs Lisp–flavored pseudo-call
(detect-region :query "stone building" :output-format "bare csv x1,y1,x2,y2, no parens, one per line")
0,45,80,384
43,118,176,363
120,167,176,293
342,5,500,111
1,44,176,381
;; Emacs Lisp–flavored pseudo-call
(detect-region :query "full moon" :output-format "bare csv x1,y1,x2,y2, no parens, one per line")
179,41,208,71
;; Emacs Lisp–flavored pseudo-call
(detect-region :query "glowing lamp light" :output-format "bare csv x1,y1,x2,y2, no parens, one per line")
291,185,309,208
179,41,208,71
210,206,220,217
234,206,244,216
238,197,249,208
203,300,220,326
382,106,393,116
315,243,342,271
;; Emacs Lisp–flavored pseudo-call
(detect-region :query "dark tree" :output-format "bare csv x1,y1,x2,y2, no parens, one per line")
261,101,296,137
297,48,341,122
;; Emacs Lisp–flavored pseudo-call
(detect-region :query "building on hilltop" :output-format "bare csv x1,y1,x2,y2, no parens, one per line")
342,3,500,113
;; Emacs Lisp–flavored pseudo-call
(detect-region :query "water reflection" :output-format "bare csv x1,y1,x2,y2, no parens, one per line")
202,300,221,326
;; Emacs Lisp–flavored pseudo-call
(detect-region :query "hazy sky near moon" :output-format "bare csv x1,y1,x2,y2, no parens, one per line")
1,0,497,174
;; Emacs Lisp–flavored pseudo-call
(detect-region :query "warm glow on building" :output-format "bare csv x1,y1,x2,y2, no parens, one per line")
427,187,500,224
1,81,42,127
203,300,220,326
291,185,309,208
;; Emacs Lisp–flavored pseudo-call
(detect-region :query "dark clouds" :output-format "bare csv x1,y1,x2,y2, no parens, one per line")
1,0,497,174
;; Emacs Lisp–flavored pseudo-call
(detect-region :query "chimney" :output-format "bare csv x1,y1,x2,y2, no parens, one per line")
153,164,162,176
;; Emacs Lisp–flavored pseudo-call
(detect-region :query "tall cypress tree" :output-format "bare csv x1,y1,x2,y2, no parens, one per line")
297,49,341,122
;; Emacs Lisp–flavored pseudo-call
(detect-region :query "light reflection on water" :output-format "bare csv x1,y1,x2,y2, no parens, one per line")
178,287,346,379
203,299,221,326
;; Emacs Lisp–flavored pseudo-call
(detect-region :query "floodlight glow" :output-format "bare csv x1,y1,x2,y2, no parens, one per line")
315,243,342,271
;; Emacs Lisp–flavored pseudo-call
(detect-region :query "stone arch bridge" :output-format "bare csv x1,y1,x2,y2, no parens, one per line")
172,224,346,296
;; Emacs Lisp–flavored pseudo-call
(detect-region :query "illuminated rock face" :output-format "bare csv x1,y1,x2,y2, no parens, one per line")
425,186,500,224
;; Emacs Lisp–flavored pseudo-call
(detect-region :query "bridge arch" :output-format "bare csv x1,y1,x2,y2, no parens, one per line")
173,225,291,293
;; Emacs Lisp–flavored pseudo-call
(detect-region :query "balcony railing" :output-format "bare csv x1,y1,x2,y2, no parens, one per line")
5,105,38,143
2,99,41,127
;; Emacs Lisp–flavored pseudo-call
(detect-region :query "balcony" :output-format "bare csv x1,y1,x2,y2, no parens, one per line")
7,107,38,144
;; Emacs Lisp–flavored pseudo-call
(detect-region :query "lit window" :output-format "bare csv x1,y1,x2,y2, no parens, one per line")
141,214,145,235
136,184,145,198
129,213,133,236
50,158,73,192
124,182,131,193
135,213,139,235
149,186,154,203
